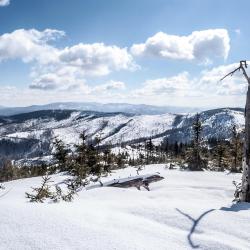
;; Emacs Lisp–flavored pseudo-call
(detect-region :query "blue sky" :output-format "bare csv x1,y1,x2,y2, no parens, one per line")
0,0,249,107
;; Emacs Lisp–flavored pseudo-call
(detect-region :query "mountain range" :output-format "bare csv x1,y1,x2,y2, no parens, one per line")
0,102,203,116
0,106,244,165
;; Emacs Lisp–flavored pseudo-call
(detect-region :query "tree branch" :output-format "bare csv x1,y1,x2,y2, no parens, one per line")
220,60,250,84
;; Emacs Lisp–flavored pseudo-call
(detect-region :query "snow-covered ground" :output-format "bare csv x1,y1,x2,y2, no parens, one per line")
0,164,249,250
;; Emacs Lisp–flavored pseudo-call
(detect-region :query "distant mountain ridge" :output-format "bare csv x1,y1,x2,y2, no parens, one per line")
0,102,203,116
0,107,245,165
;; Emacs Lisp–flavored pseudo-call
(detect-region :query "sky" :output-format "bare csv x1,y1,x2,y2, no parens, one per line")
0,0,250,108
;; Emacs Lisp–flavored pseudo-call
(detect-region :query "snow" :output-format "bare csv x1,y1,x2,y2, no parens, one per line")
0,109,245,164
0,164,249,250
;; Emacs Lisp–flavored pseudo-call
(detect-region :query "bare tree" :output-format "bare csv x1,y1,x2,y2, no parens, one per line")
221,60,250,202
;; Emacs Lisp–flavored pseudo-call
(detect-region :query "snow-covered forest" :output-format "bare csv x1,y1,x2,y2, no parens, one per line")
0,109,249,249
1,0,250,249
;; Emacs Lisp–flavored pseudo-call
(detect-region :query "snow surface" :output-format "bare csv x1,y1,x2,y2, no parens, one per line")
0,164,249,250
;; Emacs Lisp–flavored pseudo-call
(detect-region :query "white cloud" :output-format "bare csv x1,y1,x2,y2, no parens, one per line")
198,63,248,95
0,29,138,91
59,43,137,76
0,62,248,108
29,42,136,90
134,72,193,96
133,62,249,102
29,72,88,91
0,29,64,64
0,0,9,6
92,80,126,93
131,29,230,64
0,28,244,108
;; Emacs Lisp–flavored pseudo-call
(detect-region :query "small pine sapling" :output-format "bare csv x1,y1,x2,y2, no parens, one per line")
25,175,54,203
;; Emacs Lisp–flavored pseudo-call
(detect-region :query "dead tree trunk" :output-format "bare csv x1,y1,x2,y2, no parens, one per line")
221,60,250,202
242,77,250,201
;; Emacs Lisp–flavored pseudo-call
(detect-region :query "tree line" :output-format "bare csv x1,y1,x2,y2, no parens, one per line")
0,113,243,186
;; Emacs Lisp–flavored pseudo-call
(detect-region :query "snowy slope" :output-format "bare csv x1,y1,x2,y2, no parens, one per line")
0,164,249,250
0,108,245,163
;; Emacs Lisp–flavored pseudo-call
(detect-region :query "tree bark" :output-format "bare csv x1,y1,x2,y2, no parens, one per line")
241,79,250,202
107,174,164,190
221,61,250,202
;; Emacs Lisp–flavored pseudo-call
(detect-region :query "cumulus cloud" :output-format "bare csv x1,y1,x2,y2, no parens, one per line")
0,28,138,91
0,27,241,107
29,72,87,91
59,43,136,76
0,29,64,64
198,63,248,95
131,29,230,64
133,62,249,100
0,0,9,6
134,72,192,96
0,62,248,107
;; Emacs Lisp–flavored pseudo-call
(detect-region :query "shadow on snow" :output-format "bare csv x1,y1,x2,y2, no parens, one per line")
220,202,250,212
176,208,215,249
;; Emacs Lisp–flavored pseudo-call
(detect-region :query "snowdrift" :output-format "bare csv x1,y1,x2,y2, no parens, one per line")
0,164,249,250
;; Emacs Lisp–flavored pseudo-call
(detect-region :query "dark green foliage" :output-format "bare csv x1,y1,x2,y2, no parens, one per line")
25,175,54,203
26,175,78,203
51,185,76,203
103,148,113,173
230,125,243,172
115,152,126,168
87,144,101,175
53,137,69,171
212,140,230,171
0,159,16,182
186,113,207,171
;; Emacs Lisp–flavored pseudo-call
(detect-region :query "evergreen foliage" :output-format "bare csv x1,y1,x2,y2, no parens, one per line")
25,175,54,203
186,113,208,171
230,125,243,172
53,137,69,171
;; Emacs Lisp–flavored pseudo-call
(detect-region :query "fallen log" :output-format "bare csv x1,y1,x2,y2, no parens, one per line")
107,174,164,191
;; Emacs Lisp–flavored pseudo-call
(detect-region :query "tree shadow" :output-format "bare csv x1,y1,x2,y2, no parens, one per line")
176,208,215,248
220,202,250,212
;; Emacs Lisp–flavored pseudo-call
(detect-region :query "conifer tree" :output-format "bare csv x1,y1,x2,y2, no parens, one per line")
25,175,54,203
87,144,102,176
213,140,229,171
53,138,69,171
103,148,113,174
230,125,242,172
72,132,89,179
186,113,207,171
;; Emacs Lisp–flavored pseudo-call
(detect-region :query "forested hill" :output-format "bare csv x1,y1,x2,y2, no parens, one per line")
0,107,244,164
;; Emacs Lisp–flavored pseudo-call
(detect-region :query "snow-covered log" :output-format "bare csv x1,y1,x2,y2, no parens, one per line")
107,174,164,191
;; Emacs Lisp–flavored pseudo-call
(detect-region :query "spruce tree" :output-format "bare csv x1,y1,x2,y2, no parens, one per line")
213,140,229,171
25,175,54,203
230,125,242,172
186,113,207,171
53,138,69,171
103,148,113,174
72,132,89,179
